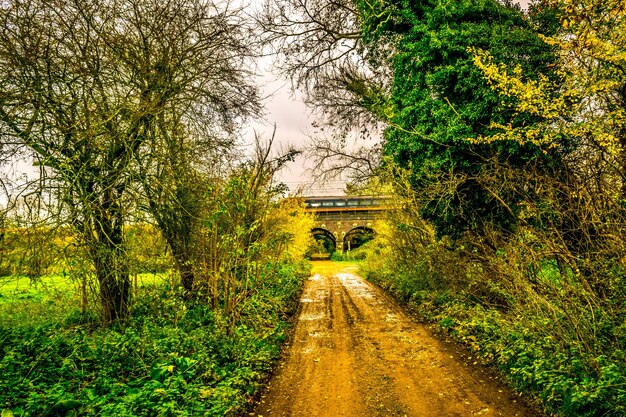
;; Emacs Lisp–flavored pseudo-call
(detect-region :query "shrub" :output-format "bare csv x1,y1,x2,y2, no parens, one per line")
361,193,626,416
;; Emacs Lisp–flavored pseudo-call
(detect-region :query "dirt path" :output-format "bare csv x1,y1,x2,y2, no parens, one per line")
253,262,538,417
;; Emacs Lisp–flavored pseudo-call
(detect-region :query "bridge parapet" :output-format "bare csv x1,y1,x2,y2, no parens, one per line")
303,195,390,210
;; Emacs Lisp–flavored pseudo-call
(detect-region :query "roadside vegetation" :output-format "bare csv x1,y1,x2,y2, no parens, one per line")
362,2,626,415
0,181,313,416
0,262,308,416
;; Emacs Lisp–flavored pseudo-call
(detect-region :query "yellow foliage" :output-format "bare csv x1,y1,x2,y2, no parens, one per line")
272,197,315,261
470,0,626,163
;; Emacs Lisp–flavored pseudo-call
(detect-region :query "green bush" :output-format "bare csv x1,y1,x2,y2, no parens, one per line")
330,240,379,262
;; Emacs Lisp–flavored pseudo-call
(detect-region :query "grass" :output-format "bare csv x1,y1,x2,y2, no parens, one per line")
0,275,75,299
0,262,310,417
0,272,169,300
0,272,170,328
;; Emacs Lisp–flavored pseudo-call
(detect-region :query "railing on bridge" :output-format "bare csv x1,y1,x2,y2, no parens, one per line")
303,196,390,212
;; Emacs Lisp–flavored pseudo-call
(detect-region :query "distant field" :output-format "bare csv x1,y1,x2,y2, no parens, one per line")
0,272,170,301
0,272,171,326
310,260,360,276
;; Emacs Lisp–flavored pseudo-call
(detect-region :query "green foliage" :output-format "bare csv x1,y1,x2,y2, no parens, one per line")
0,227,69,279
329,251,346,262
194,159,312,318
0,277,81,329
306,239,329,258
0,261,308,417
361,0,560,238
330,238,380,261
0,223,174,326
126,225,172,275
0,272,169,329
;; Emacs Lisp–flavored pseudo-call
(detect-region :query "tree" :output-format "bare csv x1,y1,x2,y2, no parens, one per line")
356,0,561,239
259,0,388,181
129,0,260,293
259,0,381,125
468,0,626,267
0,0,258,321
473,0,626,194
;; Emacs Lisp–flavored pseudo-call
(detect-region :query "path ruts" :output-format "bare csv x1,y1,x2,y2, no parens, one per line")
253,262,537,417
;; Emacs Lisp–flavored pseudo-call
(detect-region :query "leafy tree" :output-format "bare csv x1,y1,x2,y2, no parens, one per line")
360,0,560,239
473,0,626,193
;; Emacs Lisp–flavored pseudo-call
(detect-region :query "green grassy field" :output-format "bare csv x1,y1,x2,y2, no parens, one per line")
0,272,170,327
0,272,169,299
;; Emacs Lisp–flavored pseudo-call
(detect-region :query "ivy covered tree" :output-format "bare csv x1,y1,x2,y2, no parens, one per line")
361,0,561,239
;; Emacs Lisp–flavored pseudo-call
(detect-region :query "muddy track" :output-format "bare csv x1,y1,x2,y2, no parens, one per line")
253,262,538,417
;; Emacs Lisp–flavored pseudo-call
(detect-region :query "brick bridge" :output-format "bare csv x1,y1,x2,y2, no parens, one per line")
303,196,389,251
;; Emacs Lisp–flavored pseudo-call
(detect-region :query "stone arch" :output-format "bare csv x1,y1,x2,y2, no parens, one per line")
343,226,375,251
311,227,337,253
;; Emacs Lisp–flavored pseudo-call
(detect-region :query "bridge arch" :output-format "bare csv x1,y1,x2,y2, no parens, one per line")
303,196,389,253
343,226,375,251
311,227,337,253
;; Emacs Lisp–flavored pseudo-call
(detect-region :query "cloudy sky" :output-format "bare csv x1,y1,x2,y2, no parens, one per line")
255,0,533,197
243,72,331,195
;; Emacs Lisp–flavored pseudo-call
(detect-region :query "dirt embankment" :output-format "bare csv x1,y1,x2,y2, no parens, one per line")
253,262,539,417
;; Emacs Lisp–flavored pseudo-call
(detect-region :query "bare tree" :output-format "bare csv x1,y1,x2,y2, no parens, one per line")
0,0,259,321
306,135,381,186
258,0,389,187
258,0,388,131
129,0,261,293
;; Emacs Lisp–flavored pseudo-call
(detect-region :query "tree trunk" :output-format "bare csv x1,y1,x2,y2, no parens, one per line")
146,192,197,294
170,240,195,293
92,242,131,323
86,187,132,323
